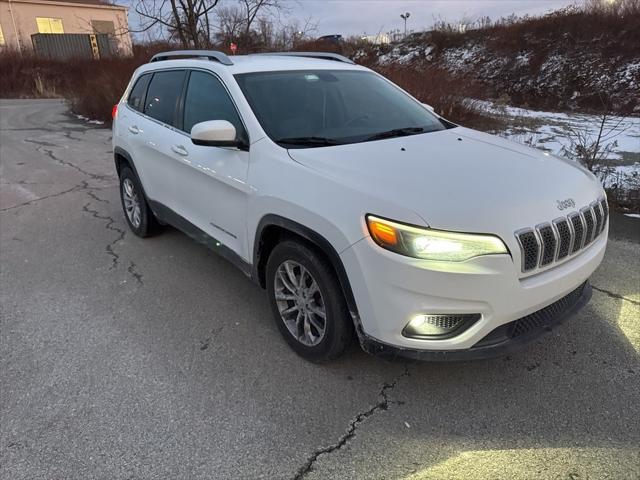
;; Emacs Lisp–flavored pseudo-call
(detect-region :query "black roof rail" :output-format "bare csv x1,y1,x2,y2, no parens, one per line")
150,50,233,66
253,52,355,65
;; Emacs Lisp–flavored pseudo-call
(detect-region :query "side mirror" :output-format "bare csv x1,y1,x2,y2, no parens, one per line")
422,103,435,113
191,120,246,149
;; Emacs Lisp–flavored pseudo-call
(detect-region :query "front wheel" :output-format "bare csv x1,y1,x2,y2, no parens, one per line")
266,240,353,362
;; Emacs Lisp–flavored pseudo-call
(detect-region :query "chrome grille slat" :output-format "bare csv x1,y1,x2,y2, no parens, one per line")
536,223,557,267
592,201,604,235
600,198,609,231
516,197,606,274
552,218,572,260
568,212,585,254
581,206,595,246
515,228,540,272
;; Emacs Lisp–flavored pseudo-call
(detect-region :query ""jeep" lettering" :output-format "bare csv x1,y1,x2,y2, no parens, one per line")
556,198,576,210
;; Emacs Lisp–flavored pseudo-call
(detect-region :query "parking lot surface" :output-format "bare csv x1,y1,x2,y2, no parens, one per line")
1,99,639,479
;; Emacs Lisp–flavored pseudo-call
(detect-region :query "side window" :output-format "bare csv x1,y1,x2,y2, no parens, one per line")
183,71,246,140
36,17,64,34
144,70,186,127
127,74,151,113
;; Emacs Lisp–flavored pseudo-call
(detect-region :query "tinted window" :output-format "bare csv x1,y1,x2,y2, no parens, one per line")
235,70,448,148
127,73,150,112
144,70,186,127
183,71,246,139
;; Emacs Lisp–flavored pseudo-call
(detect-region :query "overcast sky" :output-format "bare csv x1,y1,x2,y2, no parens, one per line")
286,0,577,36
125,0,578,38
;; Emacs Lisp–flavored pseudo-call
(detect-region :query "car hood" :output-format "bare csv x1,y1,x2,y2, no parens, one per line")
287,127,603,235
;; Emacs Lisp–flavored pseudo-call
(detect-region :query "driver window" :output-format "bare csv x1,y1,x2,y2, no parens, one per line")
183,71,246,141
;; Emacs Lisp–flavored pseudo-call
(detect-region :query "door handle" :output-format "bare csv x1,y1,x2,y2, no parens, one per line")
128,125,140,134
171,145,189,156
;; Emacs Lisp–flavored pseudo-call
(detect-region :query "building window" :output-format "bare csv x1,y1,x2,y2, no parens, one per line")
91,20,115,35
36,17,64,34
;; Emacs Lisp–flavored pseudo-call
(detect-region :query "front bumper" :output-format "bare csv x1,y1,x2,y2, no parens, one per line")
359,281,592,361
340,230,606,356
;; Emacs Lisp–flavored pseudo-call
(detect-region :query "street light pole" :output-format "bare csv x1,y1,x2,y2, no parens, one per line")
400,12,411,38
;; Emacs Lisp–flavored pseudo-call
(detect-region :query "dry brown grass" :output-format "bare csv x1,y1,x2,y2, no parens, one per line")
0,41,494,128
0,44,168,123
427,0,639,55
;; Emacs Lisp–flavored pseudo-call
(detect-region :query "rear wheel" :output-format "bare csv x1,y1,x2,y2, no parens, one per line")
119,166,158,237
266,240,353,362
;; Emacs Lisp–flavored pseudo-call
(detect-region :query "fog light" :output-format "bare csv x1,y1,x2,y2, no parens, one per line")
402,314,480,339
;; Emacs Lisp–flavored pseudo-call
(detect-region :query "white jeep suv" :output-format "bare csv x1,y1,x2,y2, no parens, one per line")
112,50,608,362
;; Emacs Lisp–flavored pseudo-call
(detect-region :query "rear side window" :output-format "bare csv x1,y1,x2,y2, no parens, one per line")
144,70,186,127
127,73,150,112
183,71,246,140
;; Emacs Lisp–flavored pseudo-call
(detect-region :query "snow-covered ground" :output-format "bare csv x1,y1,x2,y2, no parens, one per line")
479,101,640,190
74,113,104,125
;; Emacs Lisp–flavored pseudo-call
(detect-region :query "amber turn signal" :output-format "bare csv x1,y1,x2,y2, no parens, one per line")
367,218,398,246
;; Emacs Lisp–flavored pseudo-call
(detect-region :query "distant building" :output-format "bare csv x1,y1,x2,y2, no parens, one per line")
360,33,391,45
0,0,132,55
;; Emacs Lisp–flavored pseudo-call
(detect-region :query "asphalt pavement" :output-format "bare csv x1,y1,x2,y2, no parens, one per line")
1,99,639,480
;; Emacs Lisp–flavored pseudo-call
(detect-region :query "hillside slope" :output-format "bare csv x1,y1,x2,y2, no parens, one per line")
369,4,640,114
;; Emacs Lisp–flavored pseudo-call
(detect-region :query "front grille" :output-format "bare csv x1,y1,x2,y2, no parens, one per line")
515,197,607,273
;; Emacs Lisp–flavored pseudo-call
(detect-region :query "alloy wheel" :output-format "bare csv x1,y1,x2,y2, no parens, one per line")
122,177,142,228
274,260,327,346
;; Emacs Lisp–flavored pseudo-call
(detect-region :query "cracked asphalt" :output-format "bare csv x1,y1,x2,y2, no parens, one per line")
1,99,639,480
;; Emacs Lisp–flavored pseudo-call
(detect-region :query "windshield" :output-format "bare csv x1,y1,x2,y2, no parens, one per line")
234,70,451,148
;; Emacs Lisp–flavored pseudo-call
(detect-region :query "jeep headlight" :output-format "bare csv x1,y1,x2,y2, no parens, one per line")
366,215,508,261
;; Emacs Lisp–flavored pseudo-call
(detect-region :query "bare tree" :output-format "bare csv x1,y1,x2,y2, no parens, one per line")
133,0,222,48
216,5,245,45
214,0,292,51
279,15,318,48
238,0,287,37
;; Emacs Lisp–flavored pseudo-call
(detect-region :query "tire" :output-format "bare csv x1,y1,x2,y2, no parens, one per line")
118,166,158,237
266,240,353,362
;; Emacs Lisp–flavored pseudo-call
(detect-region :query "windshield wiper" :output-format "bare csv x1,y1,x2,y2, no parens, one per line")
365,127,426,142
275,136,342,147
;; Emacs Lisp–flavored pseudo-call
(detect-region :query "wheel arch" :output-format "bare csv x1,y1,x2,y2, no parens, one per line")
253,214,359,320
113,146,139,179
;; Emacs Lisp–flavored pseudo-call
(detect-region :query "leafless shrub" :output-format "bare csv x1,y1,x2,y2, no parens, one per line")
560,112,627,174
559,103,639,211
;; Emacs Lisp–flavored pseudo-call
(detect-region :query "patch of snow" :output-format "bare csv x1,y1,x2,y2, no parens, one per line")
596,162,640,189
74,113,104,125
397,49,421,64
624,213,640,218
478,100,640,161
479,101,640,192
618,61,640,89
440,44,484,73
515,52,531,67
378,45,433,65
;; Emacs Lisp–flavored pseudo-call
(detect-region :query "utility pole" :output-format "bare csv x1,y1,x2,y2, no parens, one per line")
400,12,410,38
8,0,23,55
